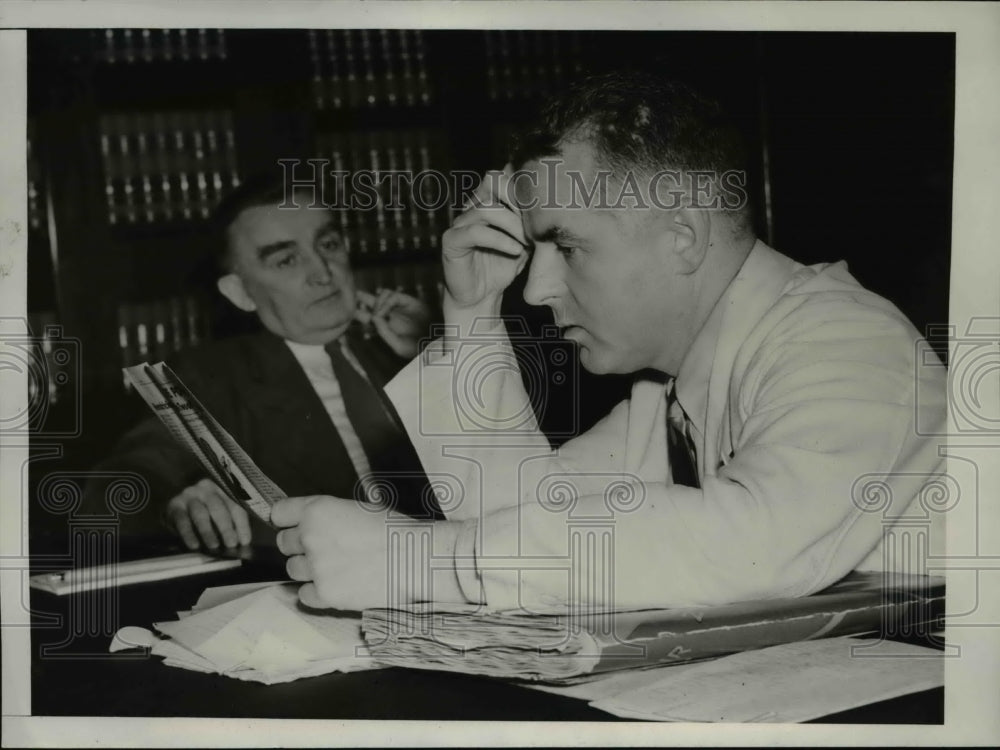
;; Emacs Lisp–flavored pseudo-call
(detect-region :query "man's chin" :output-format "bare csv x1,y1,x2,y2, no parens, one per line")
577,345,607,375
577,344,636,376
290,318,354,346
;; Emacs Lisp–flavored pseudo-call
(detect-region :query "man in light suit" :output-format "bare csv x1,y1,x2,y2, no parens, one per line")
88,176,433,551
273,73,947,612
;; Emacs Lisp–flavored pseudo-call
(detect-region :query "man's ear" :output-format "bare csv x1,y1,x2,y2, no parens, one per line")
667,205,711,275
217,273,257,312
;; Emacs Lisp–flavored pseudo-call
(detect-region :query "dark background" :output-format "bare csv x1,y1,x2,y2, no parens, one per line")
25,30,955,538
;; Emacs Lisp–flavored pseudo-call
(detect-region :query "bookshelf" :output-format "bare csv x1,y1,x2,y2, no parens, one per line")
26,29,784,460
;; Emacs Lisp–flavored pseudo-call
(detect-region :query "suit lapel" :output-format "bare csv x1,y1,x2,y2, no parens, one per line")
345,327,406,387
242,333,359,498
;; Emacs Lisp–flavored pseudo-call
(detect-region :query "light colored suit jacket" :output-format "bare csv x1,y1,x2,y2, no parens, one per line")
387,242,948,611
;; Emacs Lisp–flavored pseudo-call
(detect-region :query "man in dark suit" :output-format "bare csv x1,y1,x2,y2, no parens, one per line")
88,177,432,551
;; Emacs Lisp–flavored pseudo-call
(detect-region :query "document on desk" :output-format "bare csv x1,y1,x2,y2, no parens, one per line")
588,636,945,722
110,581,378,684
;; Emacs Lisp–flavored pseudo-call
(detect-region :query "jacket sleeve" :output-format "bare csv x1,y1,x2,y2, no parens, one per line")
82,353,212,531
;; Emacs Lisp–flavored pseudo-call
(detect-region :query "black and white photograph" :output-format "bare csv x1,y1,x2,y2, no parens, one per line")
1,2,998,747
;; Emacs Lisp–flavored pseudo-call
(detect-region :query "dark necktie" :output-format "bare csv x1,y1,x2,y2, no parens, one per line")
666,378,700,489
326,338,443,519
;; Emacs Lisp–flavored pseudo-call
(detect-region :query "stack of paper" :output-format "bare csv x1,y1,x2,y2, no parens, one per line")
361,572,944,683
362,603,603,680
110,581,377,684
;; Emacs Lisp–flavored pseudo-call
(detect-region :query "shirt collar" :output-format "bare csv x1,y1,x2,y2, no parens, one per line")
673,239,775,436
284,338,331,369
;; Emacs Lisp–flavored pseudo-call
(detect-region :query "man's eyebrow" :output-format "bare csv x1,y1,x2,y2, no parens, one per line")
313,220,341,240
534,225,585,246
256,240,295,261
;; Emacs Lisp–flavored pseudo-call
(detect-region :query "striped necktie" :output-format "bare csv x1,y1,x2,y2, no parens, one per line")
665,378,700,489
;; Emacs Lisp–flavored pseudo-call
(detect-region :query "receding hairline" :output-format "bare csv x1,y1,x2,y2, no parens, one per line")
219,188,338,272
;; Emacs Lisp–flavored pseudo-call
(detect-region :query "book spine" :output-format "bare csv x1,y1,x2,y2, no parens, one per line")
220,109,240,190
177,28,191,62
186,111,212,220
101,28,116,64
360,29,377,106
196,28,210,62
184,294,202,347
343,30,361,109
323,136,352,249
151,111,173,222
484,32,499,102
169,295,185,354
413,30,431,105
398,30,417,107
308,30,325,110
216,29,227,60
498,31,514,101
533,31,549,99
347,131,370,258
122,28,136,64
107,113,137,224
399,132,423,253
324,30,344,110
160,29,174,62
416,130,441,251
368,131,389,255
549,31,564,88
383,131,407,253
98,115,118,225
133,113,156,223
204,111,226,214
570,31,584,75
139,28,153,63
167,111,193,221
514,31,531,99
379,30,398,107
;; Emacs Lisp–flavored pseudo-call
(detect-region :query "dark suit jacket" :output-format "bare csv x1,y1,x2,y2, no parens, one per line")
86,329,410,543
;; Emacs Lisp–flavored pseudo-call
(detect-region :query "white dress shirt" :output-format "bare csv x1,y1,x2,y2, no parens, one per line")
284,339,372,479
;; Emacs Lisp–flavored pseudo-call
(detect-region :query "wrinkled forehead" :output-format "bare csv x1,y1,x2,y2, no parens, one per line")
515,140,633,240
513,139,604,210
227,202,333,254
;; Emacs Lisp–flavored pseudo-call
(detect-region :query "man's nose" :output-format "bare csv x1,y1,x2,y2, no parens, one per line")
305,251,334,285
522,245,563,307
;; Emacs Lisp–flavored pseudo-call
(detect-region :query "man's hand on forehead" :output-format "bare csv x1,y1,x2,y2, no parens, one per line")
441,167,532,313
453,166,528,258
464,164,520,214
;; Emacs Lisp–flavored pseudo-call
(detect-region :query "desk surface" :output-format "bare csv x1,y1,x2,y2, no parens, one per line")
28,557,943,723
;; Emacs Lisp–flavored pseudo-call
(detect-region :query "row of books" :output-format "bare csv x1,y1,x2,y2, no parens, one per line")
307,29,432,110
27,125,45,232
98,109,241,226
484,30,585,102
115,260,442,389
93,28,227,65
117,296,215,379
312,128,454,258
